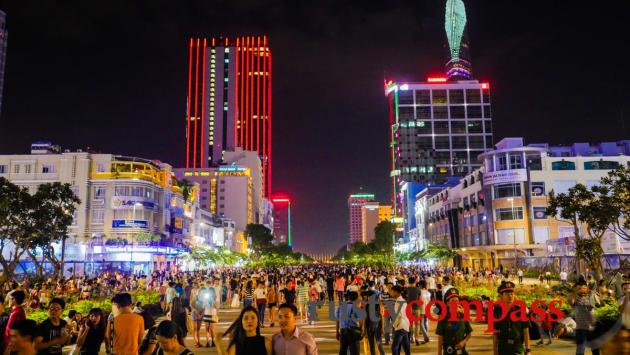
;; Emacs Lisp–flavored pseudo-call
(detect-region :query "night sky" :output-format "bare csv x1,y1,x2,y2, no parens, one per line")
1,1,629,254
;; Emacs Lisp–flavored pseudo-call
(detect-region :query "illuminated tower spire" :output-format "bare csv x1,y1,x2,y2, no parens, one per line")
445,0,473,80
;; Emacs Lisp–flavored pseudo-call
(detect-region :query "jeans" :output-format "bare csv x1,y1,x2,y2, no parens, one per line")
328,289,334,302
337,290,344,303
419,315,430,342
339,329,360,355
575,329,600,355
384,316,393,341
366,322,386,355
257,303,266,325
391,329,410,355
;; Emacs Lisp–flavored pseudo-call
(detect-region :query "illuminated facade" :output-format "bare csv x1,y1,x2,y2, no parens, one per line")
271,196,291,246
360,202,380,243
386,79,493,215
185,36,272,197
424,137,630,270
348,194,376,245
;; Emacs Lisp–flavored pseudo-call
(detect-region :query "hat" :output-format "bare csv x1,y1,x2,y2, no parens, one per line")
444,288,460,302
498,281,516,294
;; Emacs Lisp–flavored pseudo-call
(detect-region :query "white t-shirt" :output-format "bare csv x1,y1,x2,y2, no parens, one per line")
427,277,436,290
253,288,267,299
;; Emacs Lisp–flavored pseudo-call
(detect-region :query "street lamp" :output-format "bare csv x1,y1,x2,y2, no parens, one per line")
507,197,517,268
131,202,143,274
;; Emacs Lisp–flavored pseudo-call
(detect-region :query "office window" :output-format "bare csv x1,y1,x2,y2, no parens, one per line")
450,106,465,119
0,165,6,174
13,165,20,174
467,121,483,133
483,105,492,118
416,106,431,119
466,89,481,103
434,121,449,134
433,106,449,119
469,136,485,149
531,182,545,196
42,164,56,173
495,207,524,221
432,90,447,104
416,90,430,104
467,105,482,119
584,161,620,170
450,121,466,134
435,136,450,149
551,161,576,170
417,121,431,134
509,154,523,169
399,106,414,120
449,89,465,104
91,209,104,224
494,183,521,198
398,90,413,105
452,136,467,149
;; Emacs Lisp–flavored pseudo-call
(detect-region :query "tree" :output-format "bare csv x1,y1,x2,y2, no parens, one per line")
135,231,161,244
0,178,33,281
244,224,273,251
372,221,395,253
546,183,616,277
179,179,193,203
599,166,630,241
30,183,81,278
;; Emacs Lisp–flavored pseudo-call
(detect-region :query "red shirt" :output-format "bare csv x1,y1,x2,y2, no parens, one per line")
2,306,26,353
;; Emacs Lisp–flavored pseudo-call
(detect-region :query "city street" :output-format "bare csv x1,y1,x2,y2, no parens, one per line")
185,303,578,354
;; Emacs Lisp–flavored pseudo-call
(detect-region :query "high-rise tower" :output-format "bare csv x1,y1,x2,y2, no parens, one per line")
445,0,472,80
185,36,272,197
0,10,7,117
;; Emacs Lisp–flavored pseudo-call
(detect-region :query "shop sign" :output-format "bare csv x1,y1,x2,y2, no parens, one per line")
483,169,528,185
111,196,155,210
112,219,148,229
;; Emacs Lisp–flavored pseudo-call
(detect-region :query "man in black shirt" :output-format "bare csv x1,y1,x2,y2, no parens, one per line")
34,298,69,355
405,277,422,345
326,276,335,304
280,281,296,305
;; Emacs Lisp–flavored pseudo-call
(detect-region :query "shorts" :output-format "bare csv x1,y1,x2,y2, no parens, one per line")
203,315,218,323
268,303,277,308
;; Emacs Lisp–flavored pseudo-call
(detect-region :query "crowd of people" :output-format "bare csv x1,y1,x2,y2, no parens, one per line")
0,264,628,355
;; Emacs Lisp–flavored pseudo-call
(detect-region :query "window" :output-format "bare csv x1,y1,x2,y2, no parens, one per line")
0,165,6,174
433,106,449,119
496,228,525,244
416,90,430,104
450,121,466,134
494,183,521,198
42,164,55,173
434,121,449,134
448,89,465,104
91,209,104,224
94,186,106,199
466,89,481,103
495,207,524,221
450,106,465,119
497,155,508,170
452,136,467,149
531,182,545,196
25,165,31,174
435,136,450,149
552,161,576,170
432,90,447,104
469,136,485,149
399,106,414,120
483,105,492,118
416,106,431,119
509,154,523,169
526,154,542,170
533,207,547,219
553,180,577,195
96,163,107,172
13,165,19,174
467,121,483,133
467,105,482,119
584,161,620,170
398,90,413,105
417,121,431,134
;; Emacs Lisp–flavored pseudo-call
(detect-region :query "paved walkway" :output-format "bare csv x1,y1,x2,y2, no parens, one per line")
185,304,579,354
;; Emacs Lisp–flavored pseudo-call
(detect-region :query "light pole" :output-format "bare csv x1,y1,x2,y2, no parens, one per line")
507,197,517,268
131,202,143,274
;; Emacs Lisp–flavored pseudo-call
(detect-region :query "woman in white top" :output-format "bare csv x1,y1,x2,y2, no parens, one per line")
253,283,267,327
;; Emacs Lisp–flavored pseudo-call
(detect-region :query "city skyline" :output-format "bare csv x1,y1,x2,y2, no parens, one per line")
1,1,630,254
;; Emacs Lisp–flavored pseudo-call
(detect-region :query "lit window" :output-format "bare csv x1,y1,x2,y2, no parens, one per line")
224,59,229,63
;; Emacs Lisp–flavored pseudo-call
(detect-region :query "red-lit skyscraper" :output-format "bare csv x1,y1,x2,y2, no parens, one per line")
271,195,291,247
185,36,272,197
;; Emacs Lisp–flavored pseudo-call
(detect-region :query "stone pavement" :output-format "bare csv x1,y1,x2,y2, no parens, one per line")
184,304,579,354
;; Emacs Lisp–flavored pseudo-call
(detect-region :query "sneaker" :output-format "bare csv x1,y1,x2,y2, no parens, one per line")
415,340,421,346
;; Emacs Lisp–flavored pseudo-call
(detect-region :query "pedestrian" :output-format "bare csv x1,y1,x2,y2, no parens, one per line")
141,320,192,355
363,290,385,355
492,281,531,355
2,290,26,354
105,293,145,355
202,286,218,348
168,297,188,339
335,291,362,355
418,279,431,344
517,269,523,284
570,282,600,355
214,305,272,355
74,308,106,355
272,303,318,355
389,285,410,355
436,288,472,355
253,283,267,327
267,284,278,327
34,297,70,355
406,277,422,345
243,281,255,309
6,319,38,355
380,282,395,345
